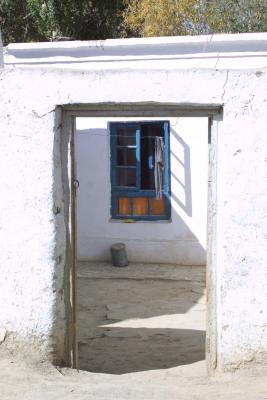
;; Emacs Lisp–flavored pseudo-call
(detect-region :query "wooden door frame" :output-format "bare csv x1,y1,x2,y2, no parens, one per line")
61,102,222,373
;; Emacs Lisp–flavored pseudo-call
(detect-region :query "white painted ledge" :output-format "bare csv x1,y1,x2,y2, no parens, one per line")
4,32,267,70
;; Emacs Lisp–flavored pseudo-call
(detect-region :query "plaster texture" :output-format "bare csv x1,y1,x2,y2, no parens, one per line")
75,116,208,264
0,33,267,371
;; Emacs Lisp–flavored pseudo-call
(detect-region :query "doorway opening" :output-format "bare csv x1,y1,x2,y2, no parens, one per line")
62,104,220,375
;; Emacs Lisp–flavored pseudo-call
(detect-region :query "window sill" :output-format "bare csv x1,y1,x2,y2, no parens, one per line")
109,218,172,224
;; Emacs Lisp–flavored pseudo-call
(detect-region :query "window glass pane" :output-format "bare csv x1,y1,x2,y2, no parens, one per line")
141,124,164,190
116,167,136,187
133,197,148,215
150,198,166,215
117,127,136,146
118,197,132,215
117,148,136,166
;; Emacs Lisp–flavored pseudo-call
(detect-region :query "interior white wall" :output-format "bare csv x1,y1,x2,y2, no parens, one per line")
75,117,208,264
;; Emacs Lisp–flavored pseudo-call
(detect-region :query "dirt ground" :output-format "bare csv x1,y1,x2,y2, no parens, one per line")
1,262,267,399
1,357,267,400
76,262,206,374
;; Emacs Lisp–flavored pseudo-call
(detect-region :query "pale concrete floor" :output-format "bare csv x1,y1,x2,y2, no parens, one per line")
76,262,206,374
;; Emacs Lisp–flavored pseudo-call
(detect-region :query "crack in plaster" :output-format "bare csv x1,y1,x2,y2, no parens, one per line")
221,70,229,104
32,108,56,119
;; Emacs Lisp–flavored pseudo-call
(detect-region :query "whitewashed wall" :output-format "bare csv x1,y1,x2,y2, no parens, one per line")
75,117,208,264
0,41,267,371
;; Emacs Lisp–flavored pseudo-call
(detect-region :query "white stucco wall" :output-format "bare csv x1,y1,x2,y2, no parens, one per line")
0,33,267,371
75,117,208,264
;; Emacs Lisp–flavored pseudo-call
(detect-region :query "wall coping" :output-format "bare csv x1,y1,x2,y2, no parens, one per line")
4,32,267,67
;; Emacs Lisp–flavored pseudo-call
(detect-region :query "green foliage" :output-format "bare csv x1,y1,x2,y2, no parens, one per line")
205,0,267,34
52,0,125,40
123,0,267,37
0,0,38,43
0,0,266,44
0,0,124,44
26,0,57,40
122,0,207,37
0,0,59,43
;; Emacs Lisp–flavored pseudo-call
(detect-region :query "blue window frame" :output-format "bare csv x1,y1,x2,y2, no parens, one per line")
110,121,171,220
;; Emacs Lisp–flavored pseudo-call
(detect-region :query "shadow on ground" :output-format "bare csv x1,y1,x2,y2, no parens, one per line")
77,263,206,374
78,327,205,374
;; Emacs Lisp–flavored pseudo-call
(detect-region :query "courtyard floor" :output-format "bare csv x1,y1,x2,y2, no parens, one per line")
77,262,206,374
1,262,267,399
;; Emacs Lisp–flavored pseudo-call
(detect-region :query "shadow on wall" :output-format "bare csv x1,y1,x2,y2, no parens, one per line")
170,127,192,217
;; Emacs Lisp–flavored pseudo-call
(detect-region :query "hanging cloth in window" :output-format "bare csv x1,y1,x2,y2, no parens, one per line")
154,136,165,199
